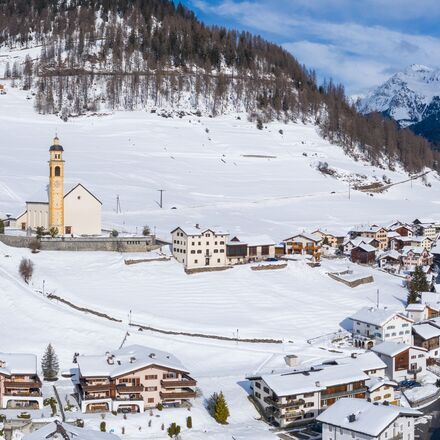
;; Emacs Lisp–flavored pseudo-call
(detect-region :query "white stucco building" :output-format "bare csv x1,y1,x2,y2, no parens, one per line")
317,398,421,440
350,307,413,348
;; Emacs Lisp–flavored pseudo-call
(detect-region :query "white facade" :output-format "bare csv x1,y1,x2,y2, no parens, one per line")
318,398,420,440
171,227,229,270
64,184,102,235
350,308,413,347
26,202,49,231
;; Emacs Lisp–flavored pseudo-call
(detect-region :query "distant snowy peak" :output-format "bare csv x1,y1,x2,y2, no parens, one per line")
358,64,440,127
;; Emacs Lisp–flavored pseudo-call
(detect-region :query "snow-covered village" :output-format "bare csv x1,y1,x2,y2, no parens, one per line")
2,1,440,440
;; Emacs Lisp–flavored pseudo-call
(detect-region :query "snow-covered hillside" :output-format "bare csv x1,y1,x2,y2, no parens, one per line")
0,82,439,439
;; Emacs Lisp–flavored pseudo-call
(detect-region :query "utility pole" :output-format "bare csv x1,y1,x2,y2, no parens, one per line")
376,289,380,309
158,189,165,208
116,195,122,214
348,177,351,200
42,280,45,296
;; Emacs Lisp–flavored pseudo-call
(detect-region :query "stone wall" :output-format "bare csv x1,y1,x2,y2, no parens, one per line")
0,234,160,253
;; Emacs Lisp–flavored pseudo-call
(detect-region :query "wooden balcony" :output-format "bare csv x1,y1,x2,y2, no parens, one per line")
161,378,197,388
321,387,367,400
4,379,42,388
82,384,115,392
116,384,144,393
160,390,197,400
264,396,305,409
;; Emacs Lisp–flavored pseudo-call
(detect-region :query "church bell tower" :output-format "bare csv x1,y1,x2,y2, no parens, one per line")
48,136,65,233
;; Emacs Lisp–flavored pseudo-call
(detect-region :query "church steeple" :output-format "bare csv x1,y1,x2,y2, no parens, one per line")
48,136,65,234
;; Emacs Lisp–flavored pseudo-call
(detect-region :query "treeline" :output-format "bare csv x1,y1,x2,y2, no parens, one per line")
1,0,438,173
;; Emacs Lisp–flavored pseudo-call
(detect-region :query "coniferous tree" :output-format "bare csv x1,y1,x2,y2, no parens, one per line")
167,422,181,438
213,391,230,424
41,344,59,381
408,266,430,304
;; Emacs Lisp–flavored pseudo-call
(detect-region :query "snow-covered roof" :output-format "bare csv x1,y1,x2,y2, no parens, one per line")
316,398,421,436
412,323,440,340
372,341,415,357
171,226,229,236
77,345,188,378
350,224,386,234
229,234,275,247
23,421,120,440
344,236,376,247
349,307,404,327
335,352,386,372
313,228,347,238
0,352,37,376
366,376,397,393
421,292,440,309
261,365,368,397
283,232,321,243
405,303,426,312
355,243,377,253
378,250,401,260
402,246,429,256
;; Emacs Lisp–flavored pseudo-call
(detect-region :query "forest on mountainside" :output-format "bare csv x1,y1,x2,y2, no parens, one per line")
1,0,439,173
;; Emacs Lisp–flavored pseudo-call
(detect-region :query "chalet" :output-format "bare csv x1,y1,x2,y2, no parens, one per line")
331,352,387,378
401,247,433,271
412,219,437,240
226,235,276,264
421,292,440,316
365,377,399,405
350,307,413,348
283,233,321,259
389,236,423,252
349,225,388,250
317,398,421,440
405,303,428,322
312,229,346,248
248,364,369,427
372,342,427,382
0,353,43,410
350,243,376,265
23,421,120,440
412,322,440,360
171,226,229,270
377,250,401,272
388,223,413,237
343,237,379,255
76,345,197,413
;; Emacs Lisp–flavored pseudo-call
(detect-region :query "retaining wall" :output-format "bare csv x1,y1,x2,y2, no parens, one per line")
0,234,159,252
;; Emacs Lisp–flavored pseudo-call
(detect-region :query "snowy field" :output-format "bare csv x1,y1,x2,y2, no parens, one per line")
0,82,439,439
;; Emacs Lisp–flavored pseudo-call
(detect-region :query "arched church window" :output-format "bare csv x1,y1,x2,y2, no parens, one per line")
55,166,61,177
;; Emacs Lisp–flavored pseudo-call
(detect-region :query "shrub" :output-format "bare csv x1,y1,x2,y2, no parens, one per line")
186,416,192,429
111,229,119,237
43,397,57,416
256,119,263,130
100,421,106,432
167,422,181,438
49,227,59,237
29,239,41,253
0,219,4,234
209,391,230,425
156,403,163,411
35,226,45,238
142,225,151,236
19,258,34,284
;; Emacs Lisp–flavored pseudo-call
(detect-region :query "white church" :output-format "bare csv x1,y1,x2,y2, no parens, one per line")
15,137,102,236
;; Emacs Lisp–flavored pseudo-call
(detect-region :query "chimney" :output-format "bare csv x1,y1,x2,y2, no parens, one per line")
348,414,356,423
195,223,200,230
351,353,358,359
107,357,114,365
315,381,320,387
130,356,136,363
149,353,156,359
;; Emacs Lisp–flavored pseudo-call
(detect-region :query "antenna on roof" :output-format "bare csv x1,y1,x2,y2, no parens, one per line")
116,195,122,214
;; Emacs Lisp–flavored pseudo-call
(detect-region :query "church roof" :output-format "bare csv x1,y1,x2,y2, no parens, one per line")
25,183,101,205
64,183,103,205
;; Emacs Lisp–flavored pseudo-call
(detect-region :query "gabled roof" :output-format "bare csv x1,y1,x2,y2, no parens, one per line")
366,376,398,392
378,250,401,260
350,224,387,234
316,398,421,437
77,344,188,378
64,183,102,205
23,421,120,440
350,307,410,327
372,341,425,358
412,323,440,340
354,243,377,253
229,234,275,247
402,246,430,256
260,365,368,397
335,352,386,372
171,226,229,236
344,236,377,247
0,353,38,376
405,303,426,312
283,232,321,243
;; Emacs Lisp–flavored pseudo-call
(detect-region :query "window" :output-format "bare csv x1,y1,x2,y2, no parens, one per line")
304,402,314,407
304,393,314,398
54,166,61,176
191,250,195,254
163,373,176,379
148,398,154,403
220,249,225,253
145,375,158,380
214,249,218,253
418,354,424,358
255,382,261,389
194,260,198,264
263,387,269,394
217,259,221,263
255,392,261,399
145,386,157,391
411,355,416,359
197,250,202,254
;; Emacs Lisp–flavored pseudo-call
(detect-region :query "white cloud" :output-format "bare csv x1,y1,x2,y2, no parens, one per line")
190,0,440,94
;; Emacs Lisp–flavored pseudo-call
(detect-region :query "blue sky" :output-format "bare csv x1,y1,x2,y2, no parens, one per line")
176,0,440,95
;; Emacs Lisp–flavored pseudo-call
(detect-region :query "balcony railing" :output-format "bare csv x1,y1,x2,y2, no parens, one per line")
161,379,197,388
4,391,42,397
321,387,367,400
82,384,116,392
116,384,144,393
160,391,197,400
407,367,422,374
264,396,305,409
114,395,143,401
4,379,42,388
